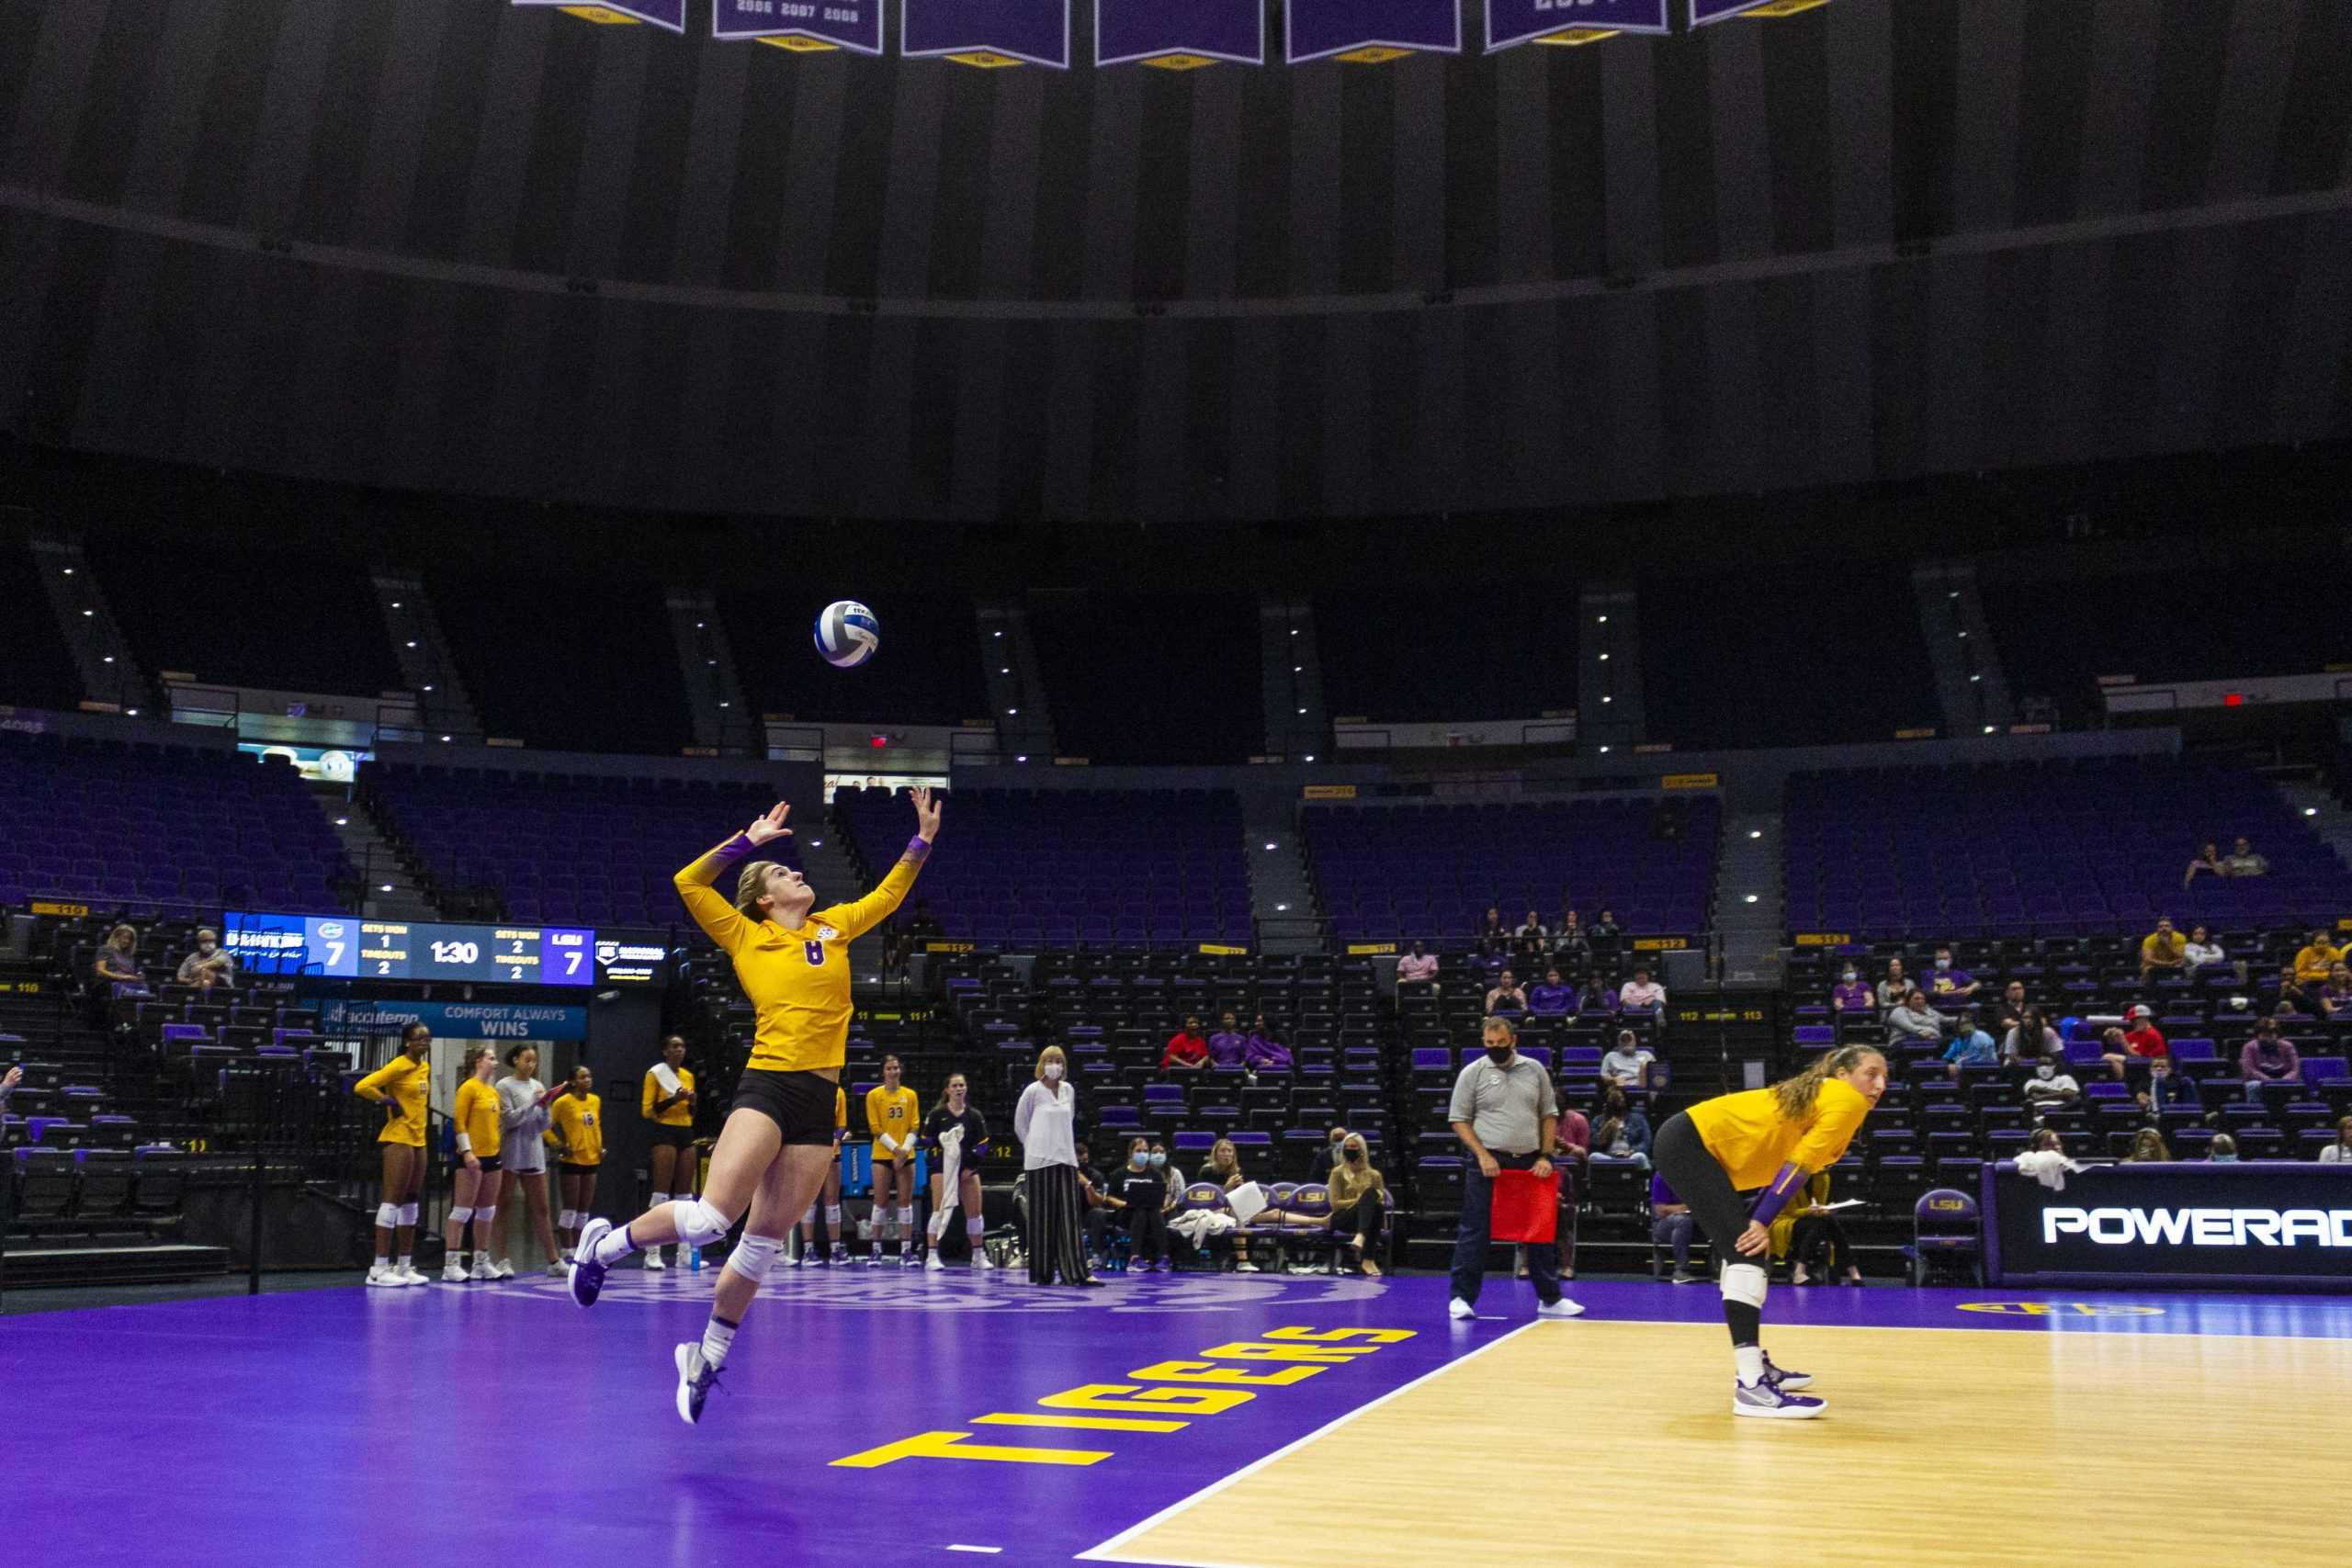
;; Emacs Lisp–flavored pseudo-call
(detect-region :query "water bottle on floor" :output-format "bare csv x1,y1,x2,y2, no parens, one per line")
688,1245,702,1272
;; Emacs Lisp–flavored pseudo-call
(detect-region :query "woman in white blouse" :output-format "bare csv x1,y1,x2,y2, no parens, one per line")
1013,1044,1096,1287
2320,1116,2352,1164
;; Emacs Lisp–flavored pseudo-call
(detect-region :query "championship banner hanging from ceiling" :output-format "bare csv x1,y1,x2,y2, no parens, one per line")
1690,0,1830,24
1096,0,1263,69
714,0,884,51
1487,0,1669,50
1284,0,1459,63
902,0,1072,66
512,0,688,31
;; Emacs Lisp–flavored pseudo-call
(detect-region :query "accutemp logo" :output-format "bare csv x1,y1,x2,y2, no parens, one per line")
2043,1207,2352,1247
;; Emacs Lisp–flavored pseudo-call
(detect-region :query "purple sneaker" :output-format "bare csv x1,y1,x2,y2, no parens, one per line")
569,1218,615,1307
1761,1353,1813,1391
1733,1377,1826,1420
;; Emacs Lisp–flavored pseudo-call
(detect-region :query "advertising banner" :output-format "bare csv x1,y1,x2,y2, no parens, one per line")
1986,1162,2352,1291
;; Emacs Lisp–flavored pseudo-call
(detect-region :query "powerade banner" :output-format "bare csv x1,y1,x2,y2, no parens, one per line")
1096,0,1263,67
513,0,689,31
1986,1161,2352,1292
716,0,884,51
1487,0,1669,49
317,998,590,1043
1284,0,1458,62
902,0,1072,66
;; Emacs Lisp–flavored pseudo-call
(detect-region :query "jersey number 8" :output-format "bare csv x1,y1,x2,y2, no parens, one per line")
804,941,825,966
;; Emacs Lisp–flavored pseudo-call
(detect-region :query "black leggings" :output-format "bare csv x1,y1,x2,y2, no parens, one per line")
1127,1202,1169,1265
1653,1111,1763,1350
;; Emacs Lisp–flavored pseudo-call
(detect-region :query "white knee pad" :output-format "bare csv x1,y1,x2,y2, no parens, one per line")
398,1202,420,1228
447,1206,474,1224
724,1233,782,1285
672,1197,729,1248
898,1205,915,1229
474,1206,496,1226
560,1210,580,1230
966,1216,985,1238
1721,1261,1769,1310
825,1205,842,1225
376,1202,399,1228
650,1192,670,1209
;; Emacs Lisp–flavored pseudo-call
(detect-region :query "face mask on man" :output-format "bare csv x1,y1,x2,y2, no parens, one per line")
2037,1063,2054,1079
1842,971,1857,983
1043,1064,1064,1083
1486,1043,1514,1066
1935,958,1951,971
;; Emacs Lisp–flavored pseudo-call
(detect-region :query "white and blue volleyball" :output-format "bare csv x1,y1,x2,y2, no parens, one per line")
814,600,879,669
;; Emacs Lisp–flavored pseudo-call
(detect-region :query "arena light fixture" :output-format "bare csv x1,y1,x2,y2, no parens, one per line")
718,701,729,708
1958,631,1969,640
1007,707,1018,715
380,884,393,893
1015,754,1028,762
1304,754,1316,761
126,707,138,716
2304,807,2319,817
1744,894,1758,904
1597,615,1607,623
423,684,434,692
1276,903,1289,911
391,601,402,608
82,608,93,616
1001,667,1010,674
1601,695,1611,703
441,734,453,742
1748,829,1761,840
1984,725,1996,734
1970,674,1982,682
1293,665,1302,673
1598,652,1610,660
1297,706,1307,714
335,818,349,827
1290,629,1298,637
1599,745,1611,753
62,567,73,575
1263,841,1276,851
406,640,417,648
993,630,1003,638
103,655,114,663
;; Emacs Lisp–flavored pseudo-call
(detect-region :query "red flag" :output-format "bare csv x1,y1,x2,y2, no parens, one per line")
1488,1168,1559,1245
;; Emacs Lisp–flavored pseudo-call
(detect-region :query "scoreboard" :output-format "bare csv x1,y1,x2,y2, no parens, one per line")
225,912,595,987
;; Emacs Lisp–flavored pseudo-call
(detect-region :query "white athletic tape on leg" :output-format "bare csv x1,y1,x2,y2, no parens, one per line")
673,1197,729,1247
724,1233,781,1284
475,1206,496,1225
1721,1261,1769,1310
398,1202,420,1228
448,1206,474,1224
376,1202,399,1228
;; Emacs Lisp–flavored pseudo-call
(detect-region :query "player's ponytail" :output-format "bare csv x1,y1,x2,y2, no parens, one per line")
1769,1044,1883,1121
734,861,777,919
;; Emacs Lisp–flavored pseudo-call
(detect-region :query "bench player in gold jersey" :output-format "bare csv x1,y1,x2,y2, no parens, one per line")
571,790,939,1427
355,1022,434,1287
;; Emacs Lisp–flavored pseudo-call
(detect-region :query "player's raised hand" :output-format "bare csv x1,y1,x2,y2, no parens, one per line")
745,801,793,846
910,786,943,843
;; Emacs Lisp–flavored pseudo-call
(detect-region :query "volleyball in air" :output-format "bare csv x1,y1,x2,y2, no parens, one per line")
814,600,880,669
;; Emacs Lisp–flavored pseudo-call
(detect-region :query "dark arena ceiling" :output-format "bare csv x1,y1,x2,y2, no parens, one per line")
2,0,2348,522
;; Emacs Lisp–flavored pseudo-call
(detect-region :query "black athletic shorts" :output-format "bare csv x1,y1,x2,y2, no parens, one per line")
648,1125,697,1151
467,1155,503,1173
732,1066,840,1147
557,1161,600,1177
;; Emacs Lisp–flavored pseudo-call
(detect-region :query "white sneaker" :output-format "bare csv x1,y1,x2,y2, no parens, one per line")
397,1263,429,1285
643,1247,666,1271
469,1255,496,1282
545,1259,568,1278
491,1259,515,1280
1536,1297,1586,1319
1733,1378,1827,1420
865,1251,883,1268
1448,1297,1476,1320
1235,1260,1261,1274
924,1252,944,1272
443,1261,471,1284
366,1263,401,1288
977,1250,998,1269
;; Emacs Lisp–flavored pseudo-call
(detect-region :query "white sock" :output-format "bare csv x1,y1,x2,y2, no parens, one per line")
397,1254,413,1272
701,1314,740,1370
1735,1345,1767,1386
592,1222,639,1265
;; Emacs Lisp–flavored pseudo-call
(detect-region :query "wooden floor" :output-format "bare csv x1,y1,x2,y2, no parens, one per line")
1089,1318,2352,1568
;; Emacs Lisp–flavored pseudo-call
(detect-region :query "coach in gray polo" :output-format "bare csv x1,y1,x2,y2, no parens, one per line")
1447,1016,1583,1321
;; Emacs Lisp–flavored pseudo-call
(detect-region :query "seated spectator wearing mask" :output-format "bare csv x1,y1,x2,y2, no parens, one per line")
1926,947,1978,1003
2139,918,2188,985
1650,1173,1698,1285
2317,1116,2352,1164
1107,1136,1174,1271
2099,1005,2167,1081
1486,970,1530,1017
2134,1055,2193,1115
1326,1133,1387,1278
1830,964,1873,1016
176,928,237,990
2124,1127,2171,1163
1396,941,1440,990
1205,1011,1250,1070
2239,1019,2300,1103
2020,1054,2080,1111
1885,989,1948,1047
1593,1085,1652,1164
1312,1126,1350,1179
2205,1134,2240,1164
1527,968,1577,1017
1600,1030,1655,1090
1939,1011,1998,1079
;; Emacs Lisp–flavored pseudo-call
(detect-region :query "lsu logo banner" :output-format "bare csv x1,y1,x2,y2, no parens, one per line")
1487,0,1668,50
1096,0,1263,67
716,0,884,51
514,0,688,31
903,0,1072,66
1284,0,1458,62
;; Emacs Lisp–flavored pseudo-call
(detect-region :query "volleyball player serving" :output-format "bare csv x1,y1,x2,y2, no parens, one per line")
1649,1044,1886,1420
569,790,939,1427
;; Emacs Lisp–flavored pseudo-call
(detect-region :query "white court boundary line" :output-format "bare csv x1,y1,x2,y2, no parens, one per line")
1077,1319,1548,1565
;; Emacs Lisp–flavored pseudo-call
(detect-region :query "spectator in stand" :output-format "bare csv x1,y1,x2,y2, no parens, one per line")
2220,837,2268,877
2182,924,2227,976
1618,965,1666,1013
2206,1134,2241,1163
1593,1084,1652,1164
1311,1126,1351,1179
2272,961,2313,1018
1108,1137,1173,1272
1886,988,1949,1047
0,1064,21,1112
2099,1005,2167,1080
2024,1128,2064,1156
2292,929,2345,987
1396,941,1440,990
2002,1008,2062,1065
1476,908,1510,960
2239,1018,2301,1103
2318,1116,2352,1163
92,924,141,986
1486,969,1531,1017
2138,918,2189,985
2182,840,2225,887
1243,1014,1291,1073
1993,980,2031,1035
1161,1015,1210,1073
1528,968,1577,1018
1775,1174,1861,1287
1553,910,1590,974
1326,1132,1387,1278
2125,1127,2171,1163
1650,1173,1698,1284
1600,1030,1655,1090
2135,1055,2194,1116
1513,909,1549,964
1830,964,1874,1017
1875,958,1911,1017
2318,964,2352,1020
2021,1053,2081,1111
1926,947,1979,1004
1940,1010,1998,1079
1587,909,1624,976
1205,1011,1250,1070
175,927,237,991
